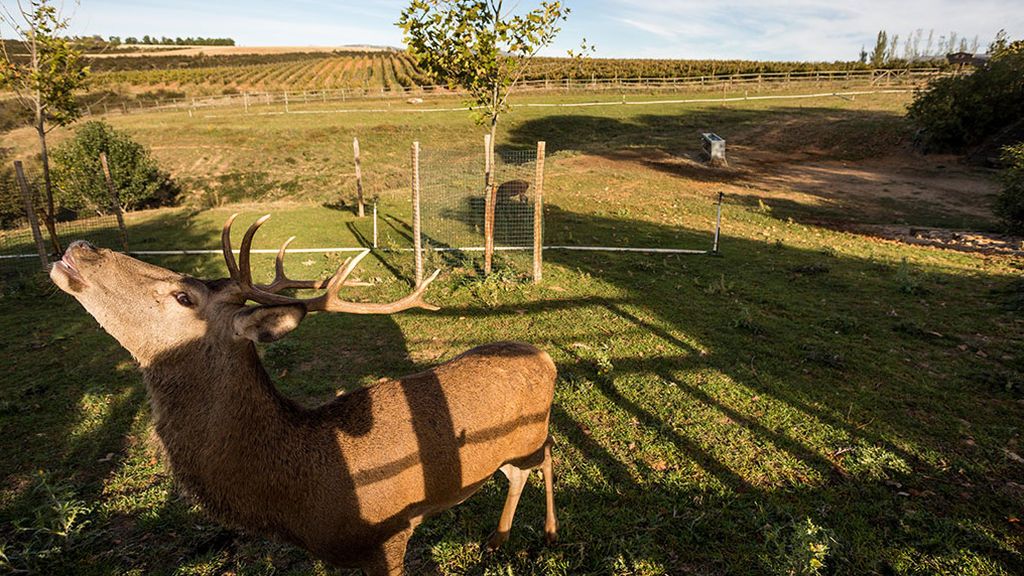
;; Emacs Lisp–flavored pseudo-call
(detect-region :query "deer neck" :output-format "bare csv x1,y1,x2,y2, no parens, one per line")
141,340,311,533
141,340,298,466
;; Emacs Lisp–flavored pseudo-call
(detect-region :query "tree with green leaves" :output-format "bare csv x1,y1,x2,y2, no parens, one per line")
0,0,89,253
397,0,570,145
52,120,179,214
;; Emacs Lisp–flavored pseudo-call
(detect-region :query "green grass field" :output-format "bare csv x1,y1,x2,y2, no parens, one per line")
1,90,1022,575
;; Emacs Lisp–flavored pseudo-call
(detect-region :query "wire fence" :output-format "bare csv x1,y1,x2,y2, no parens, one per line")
0,163,126,281
71,67,949,118
419,144,538,250
2,135,725,287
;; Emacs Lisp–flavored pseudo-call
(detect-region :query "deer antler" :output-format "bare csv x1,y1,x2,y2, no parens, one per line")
221,214,440,314
255,235,372,292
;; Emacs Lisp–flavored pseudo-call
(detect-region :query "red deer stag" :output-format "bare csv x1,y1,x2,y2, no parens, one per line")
49,214,558,575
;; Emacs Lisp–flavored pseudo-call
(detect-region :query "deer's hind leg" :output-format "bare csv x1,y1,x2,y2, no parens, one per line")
364,526,413,576
486,437,558,550
486,462,531,550
541,437,558,544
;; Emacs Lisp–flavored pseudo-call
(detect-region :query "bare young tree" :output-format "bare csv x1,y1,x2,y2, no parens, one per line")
887,33,900,63
0,0,89,252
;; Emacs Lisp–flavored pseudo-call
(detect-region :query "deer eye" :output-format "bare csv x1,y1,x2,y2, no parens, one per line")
174,292,194,307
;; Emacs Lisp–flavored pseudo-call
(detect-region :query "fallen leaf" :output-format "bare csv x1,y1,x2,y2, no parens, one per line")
1004,449,1024,464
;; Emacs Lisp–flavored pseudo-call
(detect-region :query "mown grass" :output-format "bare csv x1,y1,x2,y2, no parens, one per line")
1,92,1022,575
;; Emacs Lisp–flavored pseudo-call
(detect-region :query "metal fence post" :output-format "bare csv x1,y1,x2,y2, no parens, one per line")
712,192,724,255
14,161,49,268
372,201,378,249
99,153,130,252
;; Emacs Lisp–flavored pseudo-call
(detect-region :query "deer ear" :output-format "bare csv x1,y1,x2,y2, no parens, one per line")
233,305,306,343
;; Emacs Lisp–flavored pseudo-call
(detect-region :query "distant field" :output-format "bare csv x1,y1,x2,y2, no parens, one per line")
68,48,934,96
86,44,394,58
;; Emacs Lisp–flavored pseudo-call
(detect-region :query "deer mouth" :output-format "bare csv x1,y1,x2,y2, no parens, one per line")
52,252,87,288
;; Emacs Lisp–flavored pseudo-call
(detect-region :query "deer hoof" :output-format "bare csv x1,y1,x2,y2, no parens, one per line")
486,530,509,551
545,531,558,545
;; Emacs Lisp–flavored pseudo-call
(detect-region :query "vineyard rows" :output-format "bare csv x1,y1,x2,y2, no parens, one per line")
84,52,945,95
92,52,430,93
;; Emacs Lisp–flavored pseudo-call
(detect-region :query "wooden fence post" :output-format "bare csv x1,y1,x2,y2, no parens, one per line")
483,134,497,275
99,152,130,252
14,161,49,269
412,142,423,287
353,137,365,217
533,141,546,283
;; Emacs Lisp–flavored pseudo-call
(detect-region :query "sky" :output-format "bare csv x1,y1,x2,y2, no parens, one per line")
58,0,1024,61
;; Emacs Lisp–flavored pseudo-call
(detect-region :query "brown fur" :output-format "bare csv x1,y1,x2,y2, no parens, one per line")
51,241,558,575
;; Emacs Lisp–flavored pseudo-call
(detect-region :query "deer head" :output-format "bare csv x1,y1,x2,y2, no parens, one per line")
50,214,439,366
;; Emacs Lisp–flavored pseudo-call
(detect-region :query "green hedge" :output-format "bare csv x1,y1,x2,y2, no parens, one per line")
996,143,1024,233
51,121,179,213
908,41,1024,151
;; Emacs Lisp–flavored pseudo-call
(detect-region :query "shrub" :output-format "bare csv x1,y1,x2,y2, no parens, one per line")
51,120,179,213
996,143,1024,233
907,40,1024,151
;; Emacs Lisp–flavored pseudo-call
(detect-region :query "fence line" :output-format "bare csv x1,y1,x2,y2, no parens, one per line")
78,67,949,118
1,245,716,260
200,89,917,119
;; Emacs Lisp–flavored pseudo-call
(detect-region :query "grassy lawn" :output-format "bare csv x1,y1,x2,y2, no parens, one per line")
1,90,1022,575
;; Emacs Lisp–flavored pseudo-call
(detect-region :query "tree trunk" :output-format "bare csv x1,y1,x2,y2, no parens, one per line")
36,111,62,254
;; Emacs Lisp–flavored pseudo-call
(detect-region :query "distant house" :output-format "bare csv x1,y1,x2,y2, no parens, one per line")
946,52,990,67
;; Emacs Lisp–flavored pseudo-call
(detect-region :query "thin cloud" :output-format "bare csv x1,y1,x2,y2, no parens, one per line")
617,18,678,40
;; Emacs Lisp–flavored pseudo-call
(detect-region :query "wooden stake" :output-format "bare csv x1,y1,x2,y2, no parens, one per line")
412,142,423,287
483,135,496,275
99,153,130,252
14,161,49,268
533,141,546,283
353,138,365,217
484,134,492,188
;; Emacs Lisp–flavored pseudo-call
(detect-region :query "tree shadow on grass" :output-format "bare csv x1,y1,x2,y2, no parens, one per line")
423,207,1023,573
2,202,1022,574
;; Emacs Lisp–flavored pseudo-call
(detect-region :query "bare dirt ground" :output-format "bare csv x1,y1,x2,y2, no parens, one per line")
828,223,1024,255
583,143,1016,255
735,149,999,223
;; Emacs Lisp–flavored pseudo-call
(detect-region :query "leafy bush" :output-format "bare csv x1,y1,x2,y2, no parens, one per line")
908,40,1024,151
51,120,178,213
996,143,1024,233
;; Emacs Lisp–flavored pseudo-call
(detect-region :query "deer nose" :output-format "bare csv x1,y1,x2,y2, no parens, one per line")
68,240,97,251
